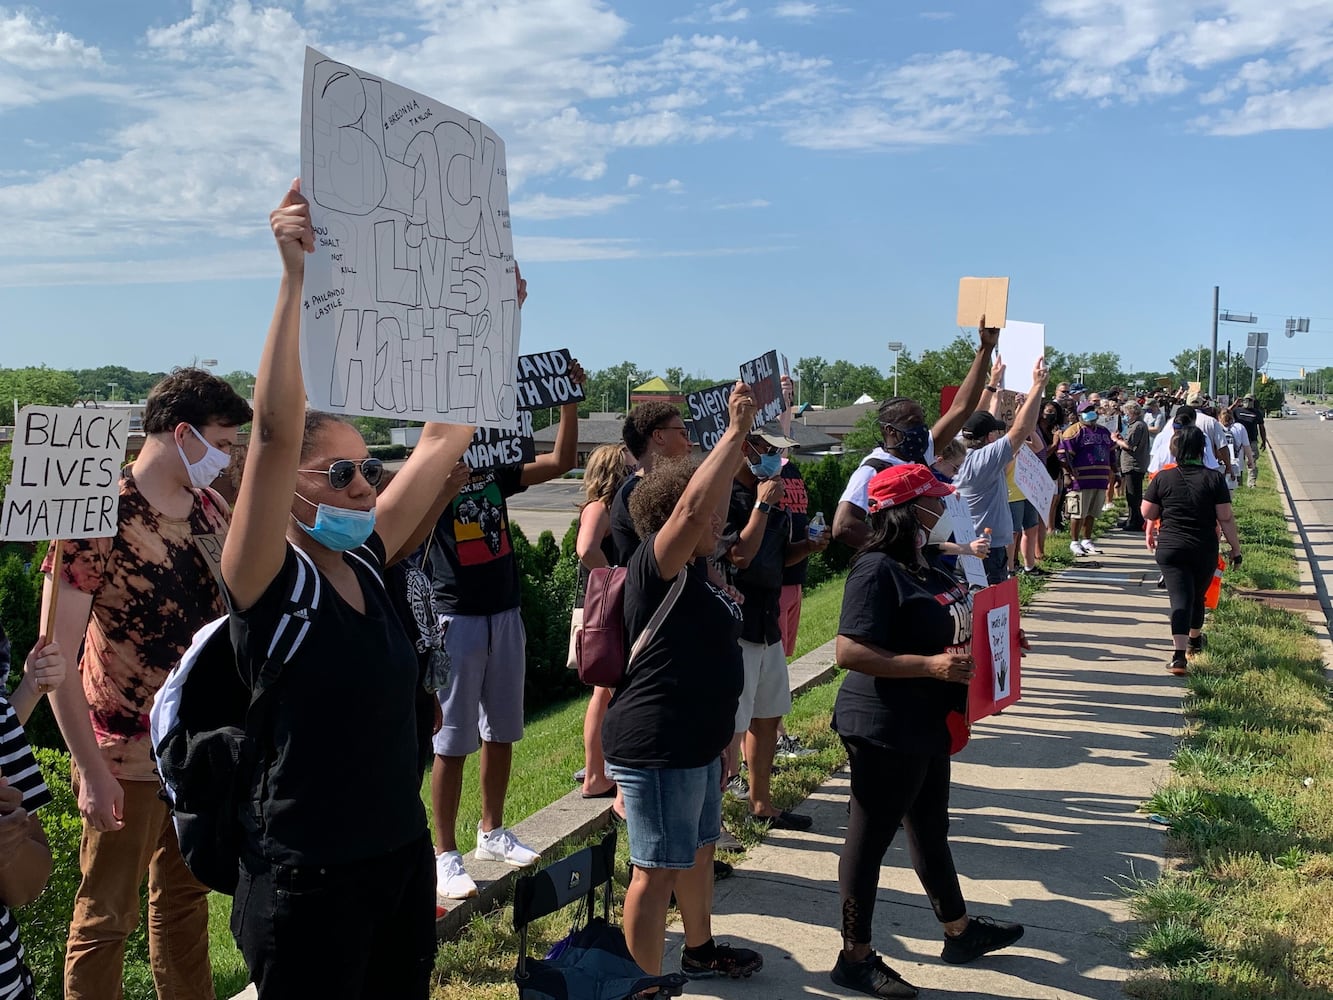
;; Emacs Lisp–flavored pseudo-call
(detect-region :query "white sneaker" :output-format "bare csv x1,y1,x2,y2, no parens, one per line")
1082,541,1101,555
1070,540,1085,556
475,824,541,867
436,850,478,900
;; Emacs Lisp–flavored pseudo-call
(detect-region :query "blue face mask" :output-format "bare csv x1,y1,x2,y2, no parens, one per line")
749,453,782,480
293,495,376,551
1080,411,1098,423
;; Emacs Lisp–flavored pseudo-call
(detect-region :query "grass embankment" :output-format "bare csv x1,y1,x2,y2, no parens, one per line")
1125,457,1333,999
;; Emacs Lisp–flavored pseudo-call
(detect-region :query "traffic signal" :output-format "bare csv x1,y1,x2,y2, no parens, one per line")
1301,367,1306,378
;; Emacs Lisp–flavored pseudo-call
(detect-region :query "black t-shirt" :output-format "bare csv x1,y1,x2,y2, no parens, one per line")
609,474,642,567
724,479,788,645
778,461,811,587
230,534,425,866
426,465,526,614
832,553,974,756
1232,405,1264,444
602,538,745,769
1143,465,1231,552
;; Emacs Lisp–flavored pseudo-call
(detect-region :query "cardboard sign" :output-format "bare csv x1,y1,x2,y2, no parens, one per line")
740,350,784,430
969,579,1021,722
463,410,535,469
686,383,734,452
957,277,1009,329
943,491,989,590
1188,381,1202,396
1013,443,1055,526
995,389,1020,429
300,47,519,428
997,320,1044,390
1,406,129,541
514,349,584,410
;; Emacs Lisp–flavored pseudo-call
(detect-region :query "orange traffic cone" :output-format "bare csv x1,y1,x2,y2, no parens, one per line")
1204,555,1225,610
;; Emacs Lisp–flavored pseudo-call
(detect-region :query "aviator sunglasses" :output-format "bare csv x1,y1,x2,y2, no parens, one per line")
296,458,385,490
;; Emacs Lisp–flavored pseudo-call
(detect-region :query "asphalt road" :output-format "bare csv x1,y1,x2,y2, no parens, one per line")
1267,397,1333,616
506,479,583,541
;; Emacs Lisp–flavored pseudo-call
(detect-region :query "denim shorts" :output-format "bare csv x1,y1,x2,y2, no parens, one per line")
606,759,722,869
1008,498,1039,534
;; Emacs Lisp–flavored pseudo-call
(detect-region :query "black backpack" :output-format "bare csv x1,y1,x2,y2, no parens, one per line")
149,546,323,894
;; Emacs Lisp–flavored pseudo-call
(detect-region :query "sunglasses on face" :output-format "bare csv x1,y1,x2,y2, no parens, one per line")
297,458,385,490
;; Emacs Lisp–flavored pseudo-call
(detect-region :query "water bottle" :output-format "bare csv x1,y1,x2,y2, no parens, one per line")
808,511,826,541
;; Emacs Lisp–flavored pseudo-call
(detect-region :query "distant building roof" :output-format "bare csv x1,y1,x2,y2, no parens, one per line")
799,402,875,438
633,377,675,394
533,414,625,446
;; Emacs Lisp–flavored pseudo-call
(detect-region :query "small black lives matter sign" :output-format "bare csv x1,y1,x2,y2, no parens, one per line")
514,350,584,409
686,348,787,453
1,406,130,541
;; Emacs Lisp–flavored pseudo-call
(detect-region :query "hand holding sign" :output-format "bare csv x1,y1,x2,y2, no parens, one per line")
23,636,65,695
728,379,756,431
271,178,314,272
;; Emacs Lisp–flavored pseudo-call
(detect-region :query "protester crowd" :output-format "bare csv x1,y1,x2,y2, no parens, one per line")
0,182,1269,1000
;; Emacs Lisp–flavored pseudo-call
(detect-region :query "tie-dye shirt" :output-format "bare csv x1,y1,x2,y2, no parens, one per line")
42,469,229,780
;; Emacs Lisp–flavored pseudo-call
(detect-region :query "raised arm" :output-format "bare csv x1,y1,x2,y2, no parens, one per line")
521,361,587,487
387,461,471,566
654,383,756,581
1005,356,1050,451
932,320,999,446
221,181,315,611
375,421,476,560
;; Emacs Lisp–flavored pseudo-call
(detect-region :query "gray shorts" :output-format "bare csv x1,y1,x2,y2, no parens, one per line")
433,608,526,757
735,639,792,732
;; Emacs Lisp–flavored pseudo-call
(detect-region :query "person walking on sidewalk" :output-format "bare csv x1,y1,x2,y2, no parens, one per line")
1113,402,1151,532
603,383,764,982
1142,426,1242,677
829,464,1024,999
1058,401,1114,556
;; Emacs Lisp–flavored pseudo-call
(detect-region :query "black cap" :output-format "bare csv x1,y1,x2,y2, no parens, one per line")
962,411,1006,438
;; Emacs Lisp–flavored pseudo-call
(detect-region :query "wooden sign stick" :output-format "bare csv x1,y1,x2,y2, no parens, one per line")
43,544,64,640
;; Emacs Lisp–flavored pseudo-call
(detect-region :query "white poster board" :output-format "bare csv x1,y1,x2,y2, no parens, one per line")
1013,444,1055,526
997,320,1045,391
300,47,519,428
943,491,988,589
988,603,1012,701
1,406,129,541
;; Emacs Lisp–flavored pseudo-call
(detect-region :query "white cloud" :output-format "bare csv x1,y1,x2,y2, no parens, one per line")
715,198,770,208
510,193,634,220
677,0,750,24
773,2,819,19
0,8,102,68
920,11,955,21
626,173,644,188
1197,82,1333,133
653,178,686,194
1029,0,1333,129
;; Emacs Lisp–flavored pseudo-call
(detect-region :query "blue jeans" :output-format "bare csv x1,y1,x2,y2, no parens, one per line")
607,759,722,869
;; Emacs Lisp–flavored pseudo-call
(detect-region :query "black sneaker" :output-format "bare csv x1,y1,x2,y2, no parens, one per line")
753,809,813,832
681,941,763,979
716,826,742,852
712,859,733,880
830,950,919,998
940,915,1024,964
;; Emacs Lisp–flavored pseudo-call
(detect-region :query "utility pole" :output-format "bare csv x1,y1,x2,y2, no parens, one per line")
1209,285,1219,398
1225,340,1231,400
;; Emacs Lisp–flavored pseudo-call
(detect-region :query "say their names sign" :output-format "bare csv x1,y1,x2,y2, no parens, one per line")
464,410,535,470
300,47,520,429
514,350,584,410
1,406,129,541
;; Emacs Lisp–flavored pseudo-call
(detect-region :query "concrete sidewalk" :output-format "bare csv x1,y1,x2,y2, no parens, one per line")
670,528,1182,999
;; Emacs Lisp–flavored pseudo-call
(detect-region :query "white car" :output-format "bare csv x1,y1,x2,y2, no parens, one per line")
1284,407,1298,416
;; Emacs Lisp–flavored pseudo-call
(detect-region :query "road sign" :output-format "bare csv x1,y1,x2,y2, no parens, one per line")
1246,331,1269,348
1244,346,1268,370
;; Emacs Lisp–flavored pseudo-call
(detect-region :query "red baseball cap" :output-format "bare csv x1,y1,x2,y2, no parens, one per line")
866,463,954,512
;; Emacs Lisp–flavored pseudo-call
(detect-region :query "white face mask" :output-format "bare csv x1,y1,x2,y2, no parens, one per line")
925,506,955,545
177,425,230,489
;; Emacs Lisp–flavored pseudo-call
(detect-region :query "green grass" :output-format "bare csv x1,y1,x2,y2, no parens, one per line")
205,574,849,997
1124,454,1333,1000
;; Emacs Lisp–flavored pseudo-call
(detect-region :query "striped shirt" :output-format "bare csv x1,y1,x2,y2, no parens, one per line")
0,697,50,1000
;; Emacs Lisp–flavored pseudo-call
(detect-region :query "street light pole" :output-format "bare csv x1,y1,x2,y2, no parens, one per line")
887,341,904,397
625,374,632,413
823,382,829,409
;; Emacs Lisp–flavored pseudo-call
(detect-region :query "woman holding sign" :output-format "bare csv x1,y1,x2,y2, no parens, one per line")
829,464,1024,999
218,181,481,999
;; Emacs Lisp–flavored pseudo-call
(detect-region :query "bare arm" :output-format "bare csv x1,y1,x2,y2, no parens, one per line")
1216,502,1241,553
388,461,470,566
653,384,756,581
832,500,869,550
575,502,612,570
727,477,783,569
932,322,999,446
9,637,65,726
221,183,314,611
1004,358,1050,451
521,363,587,487
836,635,973,684
375,422,476,560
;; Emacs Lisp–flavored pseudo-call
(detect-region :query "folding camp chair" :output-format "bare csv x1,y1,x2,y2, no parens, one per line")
513,829,686,1000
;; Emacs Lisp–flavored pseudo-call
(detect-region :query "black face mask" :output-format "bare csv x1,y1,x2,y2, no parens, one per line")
887,424,931,464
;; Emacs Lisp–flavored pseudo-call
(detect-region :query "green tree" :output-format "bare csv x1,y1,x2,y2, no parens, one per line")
579,362,654,416
220,370,256,397
793,356,888,409
0,367,81,409
67,365,163,402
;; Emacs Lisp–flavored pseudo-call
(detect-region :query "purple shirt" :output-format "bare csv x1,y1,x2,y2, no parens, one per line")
1058,425,1114,491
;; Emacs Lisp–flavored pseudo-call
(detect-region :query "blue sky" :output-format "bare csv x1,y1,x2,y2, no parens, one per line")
2,0,1332,386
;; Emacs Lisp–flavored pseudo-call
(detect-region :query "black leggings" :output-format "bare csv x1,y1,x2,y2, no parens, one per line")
839,738,966,946
1157,545,1217,636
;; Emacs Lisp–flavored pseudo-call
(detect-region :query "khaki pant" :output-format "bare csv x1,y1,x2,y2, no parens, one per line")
66,764,214,1000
